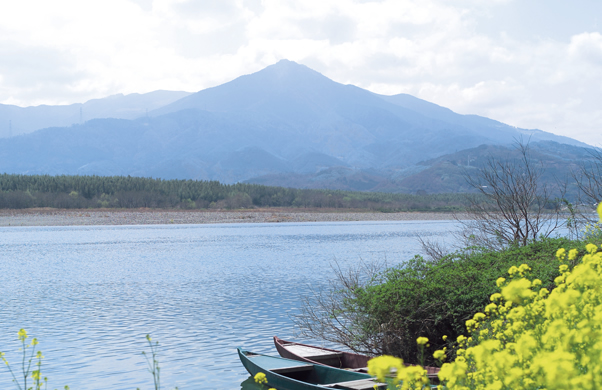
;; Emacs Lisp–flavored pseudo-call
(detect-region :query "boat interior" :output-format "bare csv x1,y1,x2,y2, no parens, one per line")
282,343,346,367
269,365,386,389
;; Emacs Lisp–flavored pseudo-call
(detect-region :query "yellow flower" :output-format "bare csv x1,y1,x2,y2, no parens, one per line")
416,337,429,345
17,329,27,341
473,312,486,321
518,264,531,276
586,243,598,254
597,201,602,223
442,335,448,341
496,277,506,287
437,239,602,389
368,355,404,382
485,303,497,314
556,248,566,261
490,293,502,301
254,372,267,384
502,278,535,304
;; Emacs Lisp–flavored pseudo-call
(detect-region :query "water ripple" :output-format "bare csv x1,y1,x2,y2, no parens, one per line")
0,220,459,389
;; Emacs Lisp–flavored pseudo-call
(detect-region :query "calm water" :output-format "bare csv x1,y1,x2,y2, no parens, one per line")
0,220,459,389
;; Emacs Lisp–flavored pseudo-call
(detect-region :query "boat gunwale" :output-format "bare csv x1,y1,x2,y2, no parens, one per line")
273,336,440,379
237,347,379,390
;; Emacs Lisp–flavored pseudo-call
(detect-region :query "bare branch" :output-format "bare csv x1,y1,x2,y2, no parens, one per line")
457,141,565,250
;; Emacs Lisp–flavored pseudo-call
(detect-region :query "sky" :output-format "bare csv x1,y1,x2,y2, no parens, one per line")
1,0,601,146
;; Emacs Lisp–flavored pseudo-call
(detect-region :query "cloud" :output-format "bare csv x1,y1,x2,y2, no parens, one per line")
0,0,600,145
569,32,602,66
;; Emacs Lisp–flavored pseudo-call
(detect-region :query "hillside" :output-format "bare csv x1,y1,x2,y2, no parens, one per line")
0,60,593,191
247,141,596,194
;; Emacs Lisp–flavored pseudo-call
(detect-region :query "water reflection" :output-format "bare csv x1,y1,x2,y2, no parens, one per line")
240,376,263,389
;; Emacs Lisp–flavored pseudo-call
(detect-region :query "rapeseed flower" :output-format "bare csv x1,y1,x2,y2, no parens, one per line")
416,337,428,345
254,372,267,384
436,224,602,389
370,202,602,389
367,355,403,382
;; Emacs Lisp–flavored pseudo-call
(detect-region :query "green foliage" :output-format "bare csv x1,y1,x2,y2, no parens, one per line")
346,237,587,366
138,335,178,390
0,173,475,210
0,329,69,390
1,330,176,390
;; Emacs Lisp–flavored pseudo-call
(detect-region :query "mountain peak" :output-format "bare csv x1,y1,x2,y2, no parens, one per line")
251,59,329,86
151,59,336,115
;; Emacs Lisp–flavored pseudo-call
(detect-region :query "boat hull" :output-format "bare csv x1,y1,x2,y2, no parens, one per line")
273,337,440,383
237,347,385,390
274,336,368,369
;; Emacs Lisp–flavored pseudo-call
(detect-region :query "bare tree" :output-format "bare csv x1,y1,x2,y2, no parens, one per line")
572,147,602,223
292,257,460,365
457,141,565,250
417,235,450,262
292,260,387,356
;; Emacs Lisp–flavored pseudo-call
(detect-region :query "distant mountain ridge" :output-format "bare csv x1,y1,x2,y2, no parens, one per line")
0,90,191,137
245,141,596,194
0,60,594,192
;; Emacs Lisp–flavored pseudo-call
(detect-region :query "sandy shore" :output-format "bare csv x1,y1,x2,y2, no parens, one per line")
0,208,465,227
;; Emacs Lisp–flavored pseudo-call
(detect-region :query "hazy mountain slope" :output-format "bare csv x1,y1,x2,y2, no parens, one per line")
380,93,586,147
0,60,593,189
0,90,191,137
247,141,597,194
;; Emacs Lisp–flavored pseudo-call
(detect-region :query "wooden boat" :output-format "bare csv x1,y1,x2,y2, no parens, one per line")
273,337,440,382
237,347,387,390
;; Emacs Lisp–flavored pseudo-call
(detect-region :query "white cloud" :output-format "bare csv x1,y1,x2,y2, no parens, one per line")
0,0,601,145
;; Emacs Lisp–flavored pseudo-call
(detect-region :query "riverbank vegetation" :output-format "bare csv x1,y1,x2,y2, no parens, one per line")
0,173,473,211
297,143,602,375
294,236,592,366
366,216,602,389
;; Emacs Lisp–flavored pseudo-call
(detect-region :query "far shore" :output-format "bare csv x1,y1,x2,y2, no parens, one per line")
0,208,466,227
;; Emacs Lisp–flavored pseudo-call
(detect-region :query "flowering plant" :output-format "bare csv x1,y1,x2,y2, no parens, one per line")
369,203,602,389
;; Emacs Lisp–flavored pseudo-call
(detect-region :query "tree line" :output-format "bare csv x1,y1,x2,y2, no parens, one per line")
0,174,472,211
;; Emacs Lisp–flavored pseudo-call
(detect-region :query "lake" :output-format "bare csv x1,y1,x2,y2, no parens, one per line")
0,220,459,389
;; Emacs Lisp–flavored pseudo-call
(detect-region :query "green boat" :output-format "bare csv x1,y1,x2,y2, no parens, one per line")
238,347,387,390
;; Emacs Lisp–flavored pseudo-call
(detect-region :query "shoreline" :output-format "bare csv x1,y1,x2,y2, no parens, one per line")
0,208,465,227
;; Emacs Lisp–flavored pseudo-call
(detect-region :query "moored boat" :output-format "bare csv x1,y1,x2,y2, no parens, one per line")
273,336,440,382
237,347,387,390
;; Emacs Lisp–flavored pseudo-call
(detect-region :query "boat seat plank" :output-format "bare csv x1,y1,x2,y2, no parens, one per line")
271,365,314,374
322,378,385,389
285,344,343,358
346,367,368,373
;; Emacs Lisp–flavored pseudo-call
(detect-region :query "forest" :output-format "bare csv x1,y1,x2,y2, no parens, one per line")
0,173,472,211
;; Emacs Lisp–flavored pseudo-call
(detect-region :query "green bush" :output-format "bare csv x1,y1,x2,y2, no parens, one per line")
324,237,591,366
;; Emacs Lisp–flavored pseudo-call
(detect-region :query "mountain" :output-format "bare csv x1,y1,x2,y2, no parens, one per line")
0,60,594,190
0,90,191,137
246,141,596,194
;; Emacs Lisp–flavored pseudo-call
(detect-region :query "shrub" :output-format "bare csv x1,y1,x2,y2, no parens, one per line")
368,202,602,389
434,242,602,389
297,237,588,366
